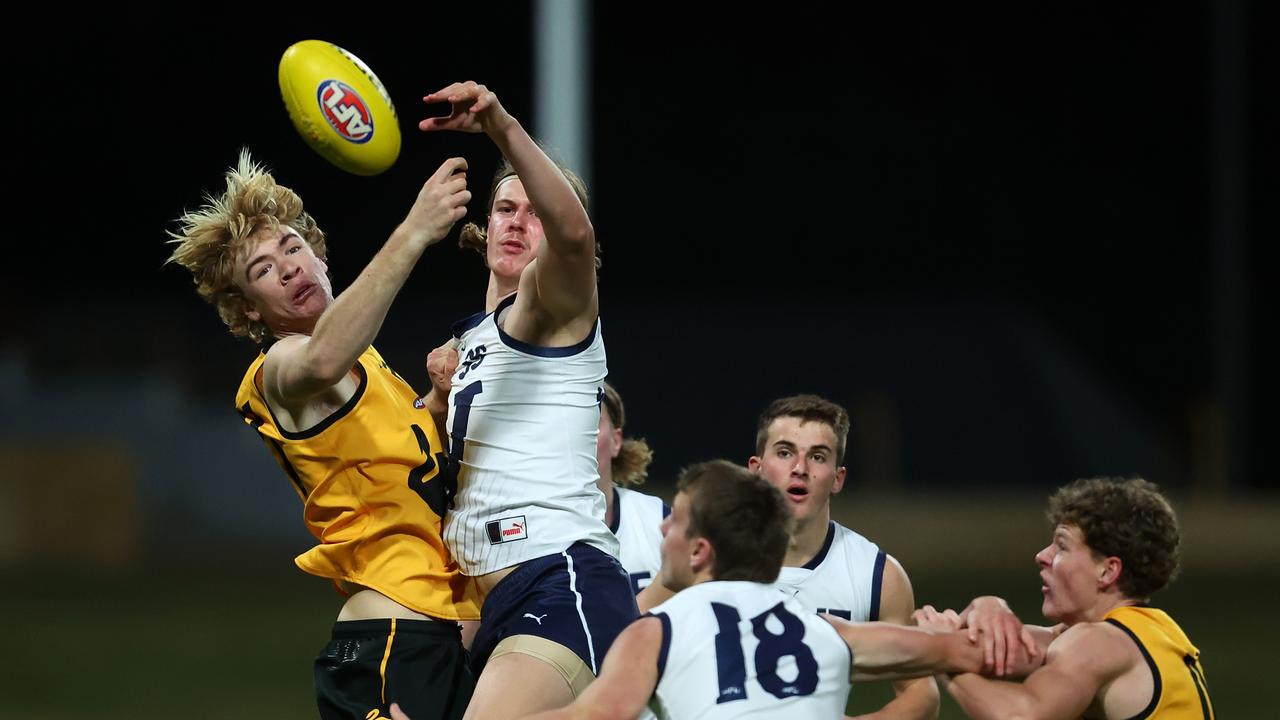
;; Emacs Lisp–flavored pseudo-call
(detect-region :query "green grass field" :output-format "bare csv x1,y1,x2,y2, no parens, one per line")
4,495,1272,718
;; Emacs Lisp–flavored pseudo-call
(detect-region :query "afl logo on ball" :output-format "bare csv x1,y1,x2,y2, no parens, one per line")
316,80,374,143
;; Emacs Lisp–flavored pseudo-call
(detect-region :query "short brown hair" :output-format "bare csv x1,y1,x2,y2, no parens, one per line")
602,382,654,486
1048,476,1181,600
166,149,327,343
755,394,850,464
677,460,793,583
457,157,600,269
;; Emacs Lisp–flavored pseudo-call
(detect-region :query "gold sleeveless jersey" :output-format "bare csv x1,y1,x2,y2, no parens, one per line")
1103,605,1214,719
235,346,479,621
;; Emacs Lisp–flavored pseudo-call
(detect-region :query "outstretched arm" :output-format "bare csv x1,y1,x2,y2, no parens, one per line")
954,595,1061,676
266,158,470,404
939,623,1131,720
828,618,985,682
421,82,597,330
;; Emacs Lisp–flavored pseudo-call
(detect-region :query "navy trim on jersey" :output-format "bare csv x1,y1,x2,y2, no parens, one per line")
1106,619,1162,720
490,293,601,357
802,522,838,570
662,503,671,519
266,436,307,498
1185,655,1213,719
650,612,672,682
452,309,490,337
267,361,369,440
609,487,622,534
868,550,887,622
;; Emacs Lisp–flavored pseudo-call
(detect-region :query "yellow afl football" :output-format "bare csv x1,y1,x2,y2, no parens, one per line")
278,40,400,176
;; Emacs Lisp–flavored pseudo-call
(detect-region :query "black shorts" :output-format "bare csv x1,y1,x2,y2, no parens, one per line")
314,618,474,720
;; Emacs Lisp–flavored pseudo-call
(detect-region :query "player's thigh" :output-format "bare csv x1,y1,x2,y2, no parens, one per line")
462,647,579,720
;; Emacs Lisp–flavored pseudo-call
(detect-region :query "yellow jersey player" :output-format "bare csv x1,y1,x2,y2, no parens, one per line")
918,477,1214,719
167,150,480,720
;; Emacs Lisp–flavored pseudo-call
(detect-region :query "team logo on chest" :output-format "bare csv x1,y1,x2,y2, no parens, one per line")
459,344,487,380
485,515,528,544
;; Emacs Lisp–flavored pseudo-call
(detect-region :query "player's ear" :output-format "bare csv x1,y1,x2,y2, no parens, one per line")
609,428,624,459
747,456,762,472
691,537,714,573
832,466,847,494
1098,556,1123,590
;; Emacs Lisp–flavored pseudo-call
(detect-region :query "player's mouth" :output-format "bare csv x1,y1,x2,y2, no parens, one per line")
293,282,317,303
785,483,810,502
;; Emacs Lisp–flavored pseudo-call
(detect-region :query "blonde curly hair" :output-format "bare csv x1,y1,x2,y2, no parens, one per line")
602,381,653,486
166,149,327,343
458,157,600,270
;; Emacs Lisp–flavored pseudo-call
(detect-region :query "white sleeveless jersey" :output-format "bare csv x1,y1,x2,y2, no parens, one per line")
611,487,668,594
442,296,619,575
771,522,886,622
648,581,852,719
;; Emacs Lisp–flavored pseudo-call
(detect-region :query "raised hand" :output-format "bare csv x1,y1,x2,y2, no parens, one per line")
400,157,471,246
420,81,513,135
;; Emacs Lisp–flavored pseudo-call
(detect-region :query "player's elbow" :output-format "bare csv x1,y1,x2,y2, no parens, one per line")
557,218,595,254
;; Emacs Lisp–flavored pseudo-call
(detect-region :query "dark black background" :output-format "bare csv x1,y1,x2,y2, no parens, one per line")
8,3,1268,491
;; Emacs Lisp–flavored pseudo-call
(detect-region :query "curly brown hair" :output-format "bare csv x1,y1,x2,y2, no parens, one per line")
601,382,654,486
677,460,793,583
166,149,328,343
1048,476,1181,601
755,394,851,465
457,157,600,270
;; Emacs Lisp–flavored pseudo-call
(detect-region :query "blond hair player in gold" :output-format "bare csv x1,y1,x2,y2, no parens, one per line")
168,150,479,720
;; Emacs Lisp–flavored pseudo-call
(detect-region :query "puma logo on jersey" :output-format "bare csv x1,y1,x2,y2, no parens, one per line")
459,344,488,380
485,515,528,544
523,613,548,625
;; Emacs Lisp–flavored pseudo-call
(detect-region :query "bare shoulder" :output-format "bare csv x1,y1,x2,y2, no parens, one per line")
260,336,308,395
1046,621,1141,676
1045,621,1154,718
882,553,913,586
877,553,917,623
616,615,664,651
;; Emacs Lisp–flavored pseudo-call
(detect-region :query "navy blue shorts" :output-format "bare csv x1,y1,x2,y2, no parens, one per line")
470,542,639,676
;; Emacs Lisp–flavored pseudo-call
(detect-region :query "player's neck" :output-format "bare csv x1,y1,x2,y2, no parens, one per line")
1088,593,1142,624
784,512,831,567
485,277,518,313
